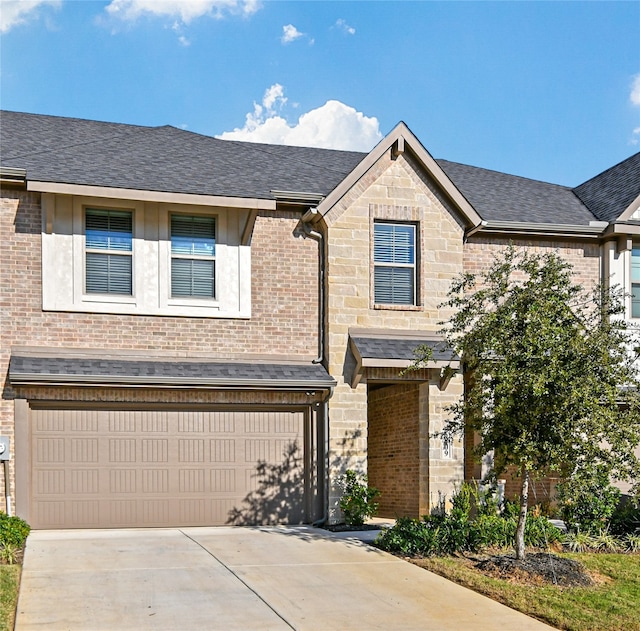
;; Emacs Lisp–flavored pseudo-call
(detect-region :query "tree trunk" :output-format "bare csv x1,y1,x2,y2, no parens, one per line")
515,465,529,560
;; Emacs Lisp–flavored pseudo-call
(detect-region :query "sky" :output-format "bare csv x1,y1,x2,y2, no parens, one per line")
1,0,639,187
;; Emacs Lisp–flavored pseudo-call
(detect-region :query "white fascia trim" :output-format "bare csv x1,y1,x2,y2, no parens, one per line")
472,221,606,238
27,181,276,210
617,192,640,222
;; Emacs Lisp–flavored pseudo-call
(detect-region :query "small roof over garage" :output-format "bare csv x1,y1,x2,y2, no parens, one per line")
9,353,336,391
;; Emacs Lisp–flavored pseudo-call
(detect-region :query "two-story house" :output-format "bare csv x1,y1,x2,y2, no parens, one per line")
1,110,638,529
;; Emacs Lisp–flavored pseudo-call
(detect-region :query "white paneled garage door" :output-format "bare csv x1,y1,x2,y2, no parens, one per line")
28,408,307,529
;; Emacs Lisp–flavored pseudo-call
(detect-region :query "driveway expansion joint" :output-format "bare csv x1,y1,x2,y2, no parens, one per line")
179,529,297,631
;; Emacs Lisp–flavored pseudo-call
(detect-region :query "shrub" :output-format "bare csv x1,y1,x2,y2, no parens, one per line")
375,508,562,557
375,517,439,556
525,513,563,547
339,470,380,526
0,544,20,565
0,513,30,549
591,529,623,553
624,533,640,553
563,531,595,553
556,467,621,534
610,497,640,536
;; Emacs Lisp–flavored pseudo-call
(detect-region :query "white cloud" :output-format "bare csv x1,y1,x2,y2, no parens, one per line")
335,18,355,35
216,84,382,152
631,75,640,107
0,0,60,33
281,23,303,44
105,0,261,24
631,127,640,146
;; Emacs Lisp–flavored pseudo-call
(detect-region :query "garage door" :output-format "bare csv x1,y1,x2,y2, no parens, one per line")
28,408,307,529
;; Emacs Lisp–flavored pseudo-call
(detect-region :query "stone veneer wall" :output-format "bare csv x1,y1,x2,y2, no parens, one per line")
323,151,467,520
0,189,320,510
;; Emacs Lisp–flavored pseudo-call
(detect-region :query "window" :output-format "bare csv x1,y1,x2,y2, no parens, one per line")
373,222,416,305
632,246,640,318
43,196,250,318
85,208,132,295
170,215,216,298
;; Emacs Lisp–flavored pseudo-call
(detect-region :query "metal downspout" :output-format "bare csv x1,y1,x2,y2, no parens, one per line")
301,208,330,525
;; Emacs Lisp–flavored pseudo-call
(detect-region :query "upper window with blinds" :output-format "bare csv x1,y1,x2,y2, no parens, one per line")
85,208,133,295
170,214,216,298
373,222,417,306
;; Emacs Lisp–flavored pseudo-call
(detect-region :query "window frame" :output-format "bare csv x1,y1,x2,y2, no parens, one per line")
84,207,134,296
43,194,250,318
372,220,418,307
169,213,217,300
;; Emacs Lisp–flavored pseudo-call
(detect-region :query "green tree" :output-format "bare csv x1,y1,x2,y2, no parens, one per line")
416,247,640,559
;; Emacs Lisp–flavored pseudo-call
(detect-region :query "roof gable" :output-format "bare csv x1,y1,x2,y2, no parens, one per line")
315,122,482,228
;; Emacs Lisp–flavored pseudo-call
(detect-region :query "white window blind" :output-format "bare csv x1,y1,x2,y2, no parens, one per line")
373,222,416,305
85,208,132,295
171,215,216,298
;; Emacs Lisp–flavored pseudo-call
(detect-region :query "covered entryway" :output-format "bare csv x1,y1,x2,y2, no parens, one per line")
24,406,309,529
346,329,464,518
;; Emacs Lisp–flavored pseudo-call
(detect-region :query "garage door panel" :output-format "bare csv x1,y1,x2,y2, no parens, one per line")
29,408,307,528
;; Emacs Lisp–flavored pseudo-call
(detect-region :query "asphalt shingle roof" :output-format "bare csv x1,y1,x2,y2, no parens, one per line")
8,355,336,388
2,110,637,226
573,152,640,223
0,110,366,200
350,336,458,363
436,159,597,225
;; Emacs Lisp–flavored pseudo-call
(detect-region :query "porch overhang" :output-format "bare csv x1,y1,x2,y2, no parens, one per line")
347,328,460,388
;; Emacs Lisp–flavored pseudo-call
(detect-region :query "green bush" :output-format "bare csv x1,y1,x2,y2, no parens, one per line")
556,467,621,534
375,507,562,556
0,513,30,549
339,470,380,526
610,497,640,536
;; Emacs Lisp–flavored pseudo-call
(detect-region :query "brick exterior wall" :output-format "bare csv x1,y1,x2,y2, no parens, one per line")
463,235,601,502
0,189,320,511
368,383,420,518
464,236,601,287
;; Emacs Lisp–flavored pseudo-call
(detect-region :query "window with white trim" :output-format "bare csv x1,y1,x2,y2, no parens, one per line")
632,246,640,318
42,195,251,318
85,208,133,295
170,215,216,298
373,222,417,305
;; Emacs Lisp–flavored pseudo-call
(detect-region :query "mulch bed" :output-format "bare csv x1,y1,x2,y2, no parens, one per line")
473,552,594,587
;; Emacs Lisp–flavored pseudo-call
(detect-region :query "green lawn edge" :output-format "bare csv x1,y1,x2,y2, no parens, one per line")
411,553,640,631
0,565,21,631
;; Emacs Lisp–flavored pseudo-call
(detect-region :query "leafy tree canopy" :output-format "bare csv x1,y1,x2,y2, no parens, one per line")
414,246,640,557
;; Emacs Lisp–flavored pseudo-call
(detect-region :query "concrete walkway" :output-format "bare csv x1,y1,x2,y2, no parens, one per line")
15,526,555,630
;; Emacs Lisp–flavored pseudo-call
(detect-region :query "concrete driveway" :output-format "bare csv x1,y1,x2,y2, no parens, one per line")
16,526,555,630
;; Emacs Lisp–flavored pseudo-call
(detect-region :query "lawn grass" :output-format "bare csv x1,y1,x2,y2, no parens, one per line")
0,565,20,631
412,553,640,631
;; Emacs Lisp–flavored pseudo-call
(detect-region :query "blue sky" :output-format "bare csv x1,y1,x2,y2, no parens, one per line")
1,0,639,186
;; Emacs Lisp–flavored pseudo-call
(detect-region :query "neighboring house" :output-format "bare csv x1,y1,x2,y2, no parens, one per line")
1,110,638,529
